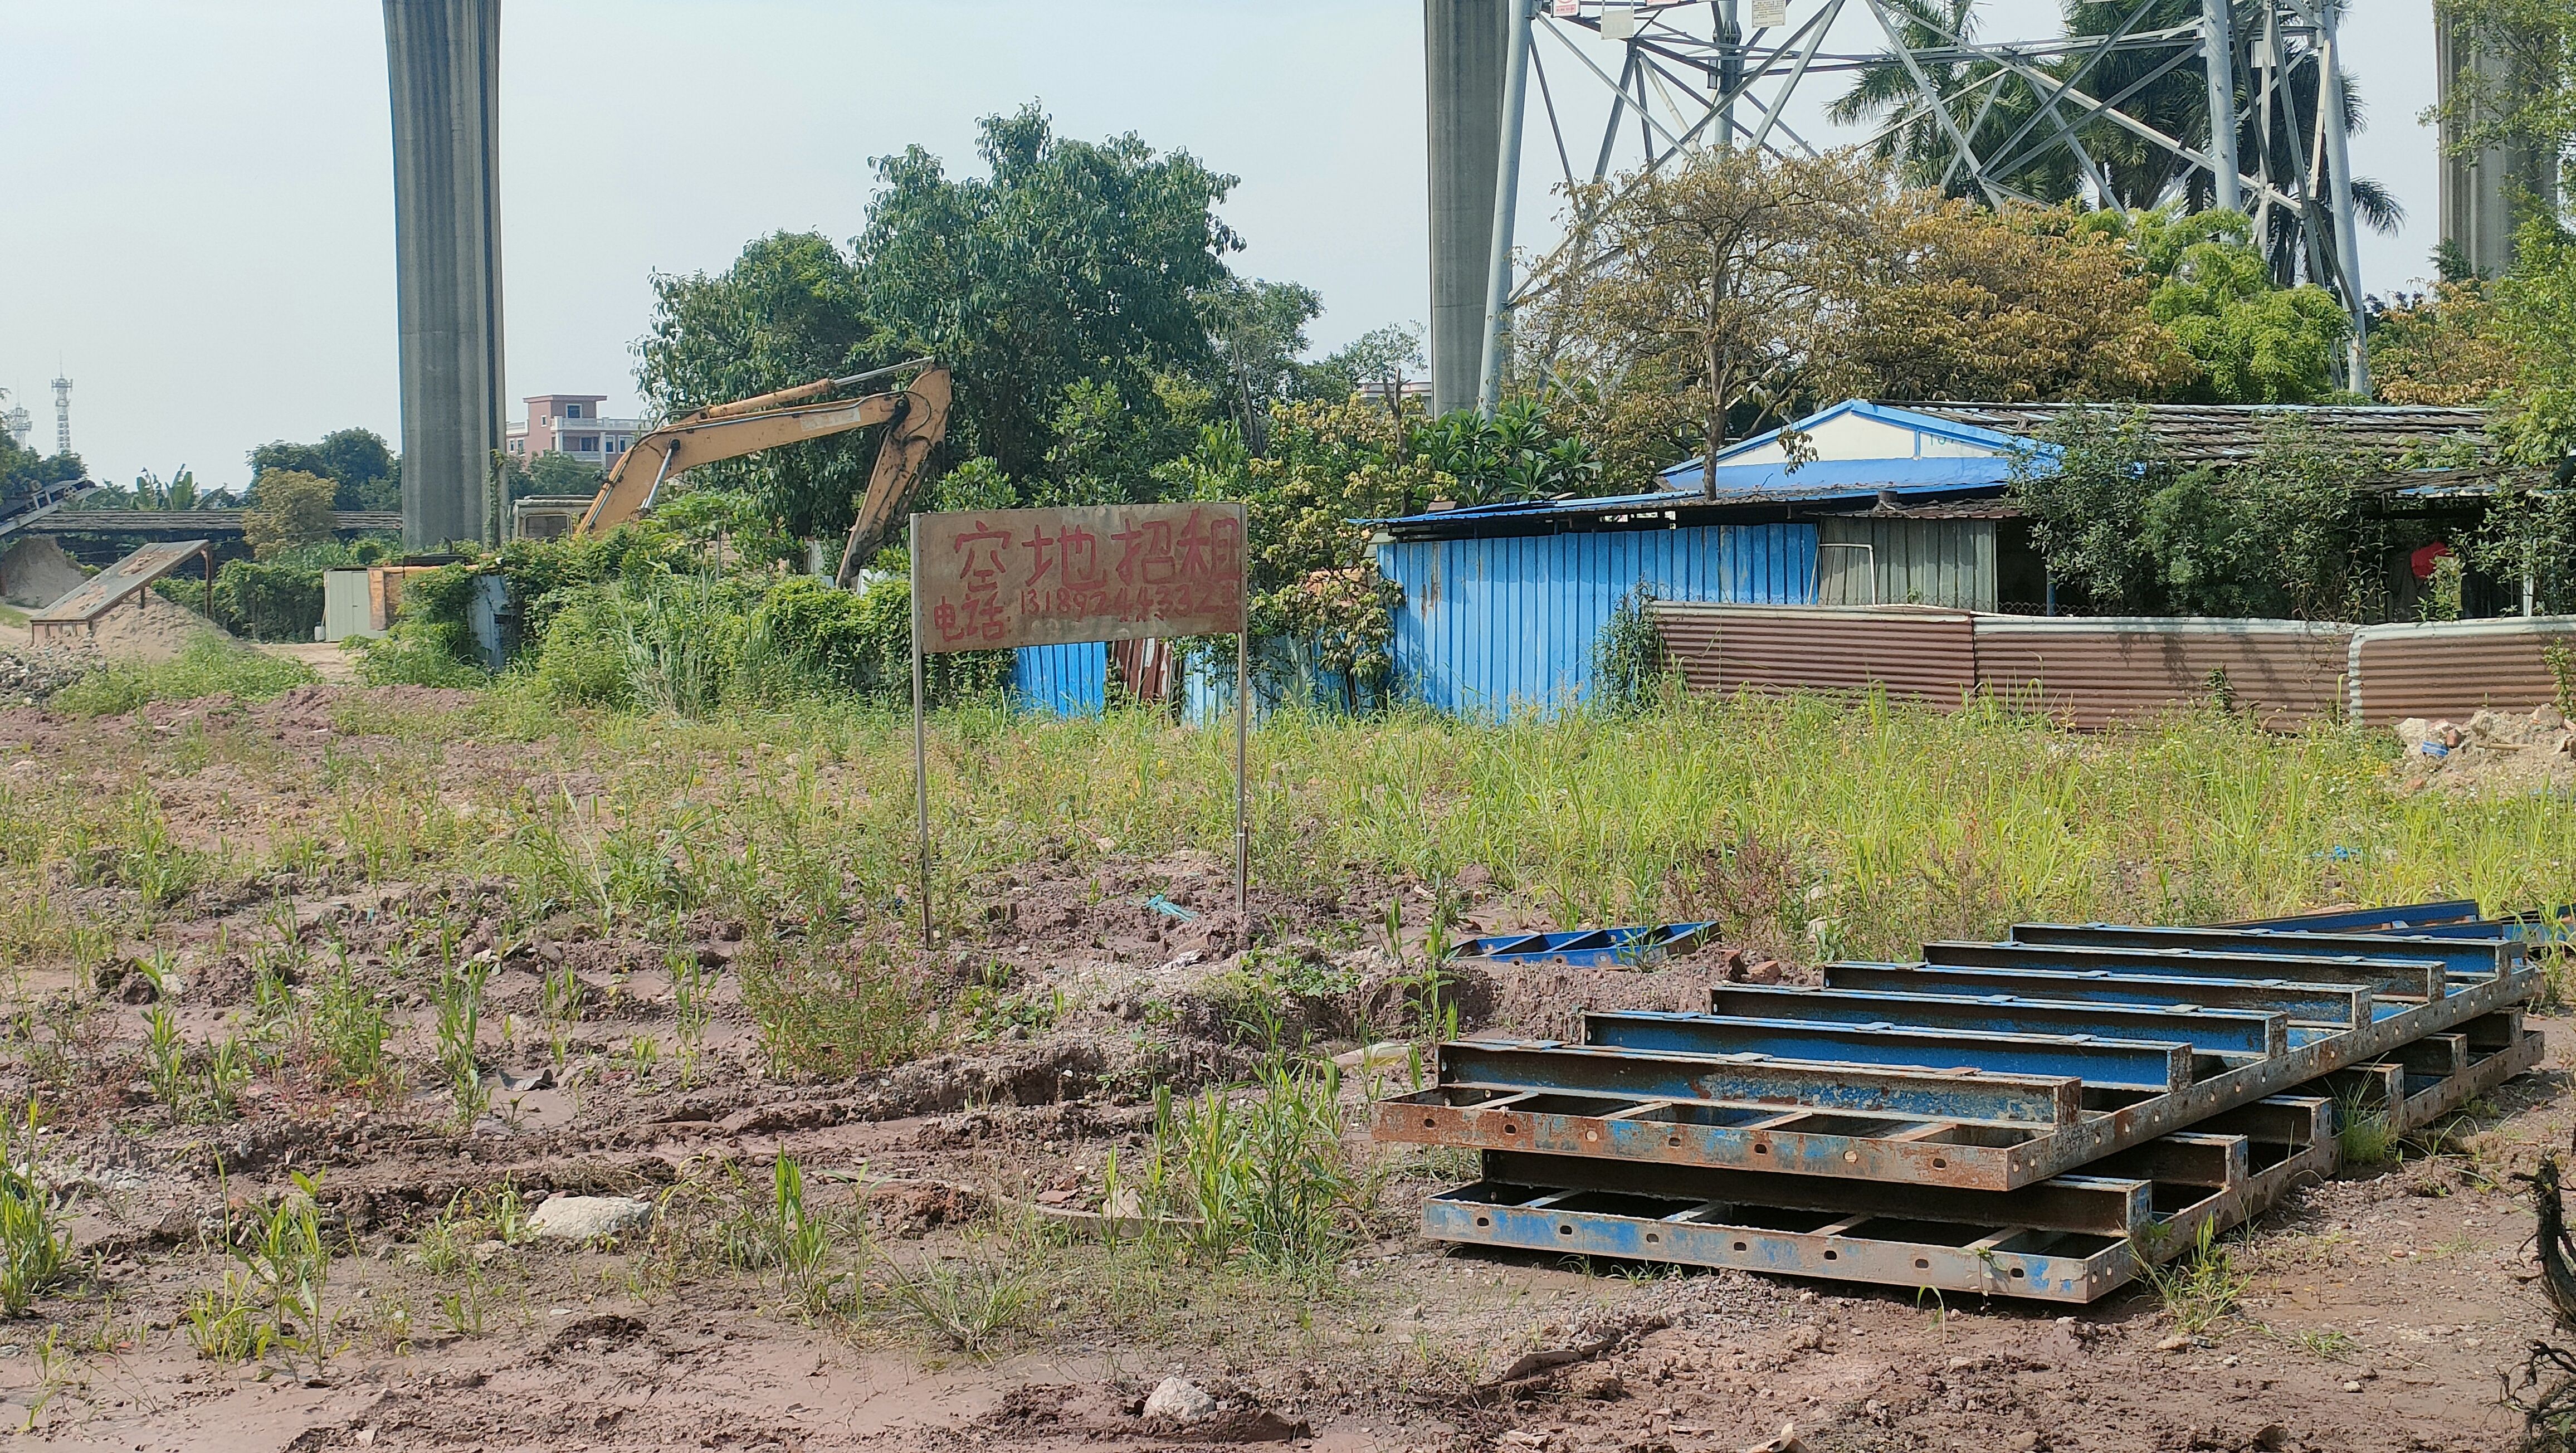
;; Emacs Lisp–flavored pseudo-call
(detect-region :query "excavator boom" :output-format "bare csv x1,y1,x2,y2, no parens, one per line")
574,363,952,587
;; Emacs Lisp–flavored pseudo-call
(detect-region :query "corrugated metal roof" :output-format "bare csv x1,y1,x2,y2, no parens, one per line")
1374,479,2013,541
1910,402,2491,461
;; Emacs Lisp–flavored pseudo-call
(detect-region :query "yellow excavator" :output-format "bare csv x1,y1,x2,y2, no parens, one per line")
574,358,950,588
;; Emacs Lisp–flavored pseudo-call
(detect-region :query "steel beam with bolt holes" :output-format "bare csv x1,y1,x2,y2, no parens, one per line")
1818,961,2374,1030
2225,900,2482,932
1409,1026,2541,1302
1704,984,2291,1059
1925,939,2451,1001
2006,924,2519,981
1577,1010,2207,1094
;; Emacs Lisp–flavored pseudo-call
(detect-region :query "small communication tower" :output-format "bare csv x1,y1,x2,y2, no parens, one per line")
50,376,72,456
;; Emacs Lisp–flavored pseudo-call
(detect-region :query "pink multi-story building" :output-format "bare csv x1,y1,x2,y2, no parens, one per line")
505,393,641,469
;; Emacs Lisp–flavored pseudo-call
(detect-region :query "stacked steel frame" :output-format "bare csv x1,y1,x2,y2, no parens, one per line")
1371,901,2552,1302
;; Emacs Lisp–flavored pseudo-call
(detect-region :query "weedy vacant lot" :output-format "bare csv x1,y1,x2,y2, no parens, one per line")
1,660,2573,1452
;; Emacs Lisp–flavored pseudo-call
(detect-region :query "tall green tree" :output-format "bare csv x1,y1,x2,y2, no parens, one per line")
636,231,884,542
854,104,1242,485
248,427,397,511
637,105,1247,539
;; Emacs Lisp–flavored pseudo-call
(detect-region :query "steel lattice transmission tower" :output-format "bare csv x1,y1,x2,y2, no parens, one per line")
1426,0,2376,410
50,376,71,457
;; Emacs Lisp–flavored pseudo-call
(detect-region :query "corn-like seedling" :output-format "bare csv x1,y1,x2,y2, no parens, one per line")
0,1103,74,1315
433,959,493,1127
231,1170,338,1375
142,1005,187,1111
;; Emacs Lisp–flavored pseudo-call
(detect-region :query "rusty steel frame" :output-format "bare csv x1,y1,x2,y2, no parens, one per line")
1415,1019,2541,1303
1373,944,2534,1192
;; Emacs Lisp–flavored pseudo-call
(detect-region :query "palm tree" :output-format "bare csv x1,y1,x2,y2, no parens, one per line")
1826,0,2086,203
1830,0,2400,296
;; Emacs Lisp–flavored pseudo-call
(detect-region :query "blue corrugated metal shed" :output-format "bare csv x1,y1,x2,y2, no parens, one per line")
1378,523,1816,714
1013,641,1105,716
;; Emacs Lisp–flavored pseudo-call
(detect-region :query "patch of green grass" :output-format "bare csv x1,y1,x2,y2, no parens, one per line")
1149,1061,1368,1278
2335,1088,2401,1166
2276,1326,2358,1361
2143,1218,2252,1337
740,942,933,1081
0,1104,75,1315
50,637,315,716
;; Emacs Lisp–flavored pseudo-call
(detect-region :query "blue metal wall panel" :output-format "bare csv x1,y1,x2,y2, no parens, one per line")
1377,523,1816,715
1013,642,1106,716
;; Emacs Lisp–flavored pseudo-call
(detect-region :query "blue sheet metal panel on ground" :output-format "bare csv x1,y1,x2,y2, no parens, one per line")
1375,521,1816,715
1012,641,1105,716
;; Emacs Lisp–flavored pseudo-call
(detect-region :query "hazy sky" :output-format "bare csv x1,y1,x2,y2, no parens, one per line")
4,1,2445,495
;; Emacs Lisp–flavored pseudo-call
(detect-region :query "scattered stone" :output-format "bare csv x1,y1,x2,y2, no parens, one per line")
525,1194,653,1243
2341,1379,2363,1393
1143,1376,1217,1425
2154,1334,2192,1352
1782,1324,1826,1352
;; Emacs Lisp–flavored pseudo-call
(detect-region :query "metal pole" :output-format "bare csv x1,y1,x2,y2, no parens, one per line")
2313,1,2369,397
1234,630,1250,923
1715,0,1741,153
2201,0,2241,211
910,517,932,950
1476,0,1534,418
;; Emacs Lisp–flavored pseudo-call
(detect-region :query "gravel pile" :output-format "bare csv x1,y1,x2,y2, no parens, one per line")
0,643,99,706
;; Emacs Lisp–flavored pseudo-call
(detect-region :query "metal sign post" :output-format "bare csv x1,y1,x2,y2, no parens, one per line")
910,515,933,950
1236,627,1250,919
909,501,1252,946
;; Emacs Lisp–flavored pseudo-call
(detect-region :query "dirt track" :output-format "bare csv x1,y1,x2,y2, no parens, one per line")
0,685,2569,1452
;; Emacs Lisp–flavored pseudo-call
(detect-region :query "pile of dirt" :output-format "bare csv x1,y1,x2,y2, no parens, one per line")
0,642,97,705
2394,704,2576,793
69,589,229,663
0,535,86,608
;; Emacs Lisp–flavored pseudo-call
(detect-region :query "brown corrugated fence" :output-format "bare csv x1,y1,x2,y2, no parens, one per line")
1973,618,2350,729
1653,604,1977,704
1649,603,2576,730
2348,618,2576,725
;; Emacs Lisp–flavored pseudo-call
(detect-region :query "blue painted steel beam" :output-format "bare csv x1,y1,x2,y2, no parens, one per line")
2224,900,2481,932
1578,1010,2198,1094
2345,914,2575,945
1819,961,2373,1030
1929,939,2447,999
1706,984,2290,1059
1436,1040,2081,1124
1476,1148,2162,1236
1450,922,1717,967
2006,924,2518,982
1420,1185,2120,1301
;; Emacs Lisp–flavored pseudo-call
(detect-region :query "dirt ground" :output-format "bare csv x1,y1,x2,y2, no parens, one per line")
1,685,2572,1453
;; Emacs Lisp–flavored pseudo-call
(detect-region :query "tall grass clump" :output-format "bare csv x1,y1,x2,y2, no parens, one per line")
51,637,316,716
1149,1062,1363,1278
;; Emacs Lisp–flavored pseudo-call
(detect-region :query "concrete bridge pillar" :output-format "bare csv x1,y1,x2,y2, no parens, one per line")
383,0,505,550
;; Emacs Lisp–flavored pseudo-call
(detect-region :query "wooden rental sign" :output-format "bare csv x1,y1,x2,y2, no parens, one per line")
910,502,1249,652
905,501,1253,947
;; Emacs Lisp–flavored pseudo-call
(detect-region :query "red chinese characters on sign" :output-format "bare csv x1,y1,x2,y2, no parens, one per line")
912,502,1247,653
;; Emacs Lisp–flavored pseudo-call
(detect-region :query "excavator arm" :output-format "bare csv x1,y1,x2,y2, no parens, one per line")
574,362,952,588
